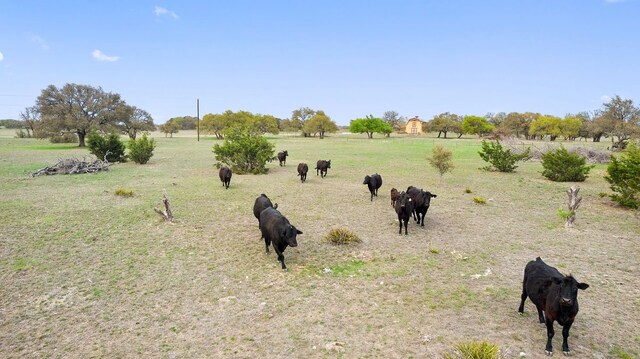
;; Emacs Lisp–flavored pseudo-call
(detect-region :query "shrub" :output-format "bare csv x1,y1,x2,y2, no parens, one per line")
478,140,531,172
324,227,362,245
213,126,274,174
445,340,501,359
473,196,487,204
605,144,640,209
87,131,127,162
128,133,156,164
114,189,134,197
427,145,454,177
599,192,608,198
464,188,473,194
541,146,594,182
50,132,78,144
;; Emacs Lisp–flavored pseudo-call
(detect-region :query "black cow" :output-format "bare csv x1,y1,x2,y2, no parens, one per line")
219,166,232,189
518,257,589,356
259,207,303,271
277,150,288,166
390,188,400,208
297,163,308,183
406,186,437,227
363,173,382,201
394,191,414,235
253,194,278,227
315,160,331,178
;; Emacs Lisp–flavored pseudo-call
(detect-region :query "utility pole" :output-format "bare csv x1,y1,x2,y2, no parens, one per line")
197,98,200,141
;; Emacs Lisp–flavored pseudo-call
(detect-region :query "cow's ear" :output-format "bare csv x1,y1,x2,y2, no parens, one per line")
296,229,303,235
577,283,589,290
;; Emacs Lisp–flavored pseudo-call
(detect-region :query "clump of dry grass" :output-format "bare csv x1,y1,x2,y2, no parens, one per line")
473,196,487,204
445,340,502,359
324,227,362,245
114,188,134,197
464,188,473,194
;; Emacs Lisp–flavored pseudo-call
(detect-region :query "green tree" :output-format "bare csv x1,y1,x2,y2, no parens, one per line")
35,83,124,147
251,114,280,135
559,115,583,140
201,113,229,139
291,107,316,137
168,116,197,130
605,144,640,209
600,95,640,149
303,111,338,139
382,110,406,135
159,122,179,137
530,115,562,140
541,147,594,182
128,133,156,164
500,112,528,138
427,145,454,177
213,126,275,174
19,106,42,138
429,112,462,138
479,140,531,172
462,115,494,137
115,105,155,140
349,115,392,139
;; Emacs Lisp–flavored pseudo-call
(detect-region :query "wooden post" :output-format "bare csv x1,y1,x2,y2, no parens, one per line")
565,186,582,228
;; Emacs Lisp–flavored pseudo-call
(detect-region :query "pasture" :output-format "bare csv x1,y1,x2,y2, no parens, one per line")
1,129,638,358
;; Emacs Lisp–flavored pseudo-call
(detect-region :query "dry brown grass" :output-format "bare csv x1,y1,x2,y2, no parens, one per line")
0,130,638,358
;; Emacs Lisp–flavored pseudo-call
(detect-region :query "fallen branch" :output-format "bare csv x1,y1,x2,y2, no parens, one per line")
31,157,111,177
154,192,174,223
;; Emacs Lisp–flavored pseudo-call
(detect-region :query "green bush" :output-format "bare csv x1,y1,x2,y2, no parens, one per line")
427,145,454,177
86,131,127,162
128,133,156,164
114,189,134,197
473,196,487,204
49,132,78,143
213,126,274,174
478,140,531,172
605,144,640,209
541,146,594,182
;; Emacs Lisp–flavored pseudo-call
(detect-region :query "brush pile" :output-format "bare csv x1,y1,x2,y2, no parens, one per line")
31,157,111,177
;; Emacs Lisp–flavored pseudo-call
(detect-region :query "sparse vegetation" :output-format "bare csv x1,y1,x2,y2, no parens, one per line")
428,145,455,177
473,196,487,204
465,188,473,194
114,189,134,197
324,227,362,245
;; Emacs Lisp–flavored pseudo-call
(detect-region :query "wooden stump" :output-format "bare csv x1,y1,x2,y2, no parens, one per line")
154,193,174,223
565,186,582,228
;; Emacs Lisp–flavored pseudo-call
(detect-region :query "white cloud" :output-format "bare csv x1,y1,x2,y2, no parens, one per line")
0,51,4,62
600,95,612,102
154,6,178,19
30,35,49,50
92,49,119,62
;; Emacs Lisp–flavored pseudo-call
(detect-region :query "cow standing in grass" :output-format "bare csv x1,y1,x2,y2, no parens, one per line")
315,160,331,178
407,186,437,227
394,191,414,235
363,173,382,201
297,163,308,183
219,166,232,189
259,207,303,271
518,257,589,356
277,150,288,166
253,194,278,227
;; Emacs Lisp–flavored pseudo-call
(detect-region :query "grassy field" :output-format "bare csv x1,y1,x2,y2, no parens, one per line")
1,129,638,358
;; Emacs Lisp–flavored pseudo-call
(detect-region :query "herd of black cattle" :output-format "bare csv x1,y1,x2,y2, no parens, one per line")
217,149,590,356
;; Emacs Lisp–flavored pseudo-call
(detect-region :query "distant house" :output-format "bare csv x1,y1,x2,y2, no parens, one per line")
405,116,425,134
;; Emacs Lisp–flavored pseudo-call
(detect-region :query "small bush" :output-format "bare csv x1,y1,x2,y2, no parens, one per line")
213,127,274,174
115,189,134,197
605,144,640,209
541,146,594,182
445,340,501,359
15,129,31,138
556,208,572,221
87,131,127,162
324,227,362,245
464,188,473,194
599,192,608,198
128,133,156,164
478,140,531,172
473,196,487,204
50,132,78,143
427,145,454,177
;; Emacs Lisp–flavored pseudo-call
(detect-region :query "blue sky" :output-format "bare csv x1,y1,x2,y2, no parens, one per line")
1,0,638,125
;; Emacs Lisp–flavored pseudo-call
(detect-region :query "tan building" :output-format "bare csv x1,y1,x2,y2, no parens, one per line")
405,117,425,134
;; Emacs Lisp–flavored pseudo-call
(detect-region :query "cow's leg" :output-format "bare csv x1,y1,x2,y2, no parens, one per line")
536,305,545,324
420,210,426,227
545,318,555,356
518,280,527,314
264,237,271,254
403,218,409,235
370,191,374,201
273,246,287,271
561,321,573,355
398,215,403,235
316,168,319,175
